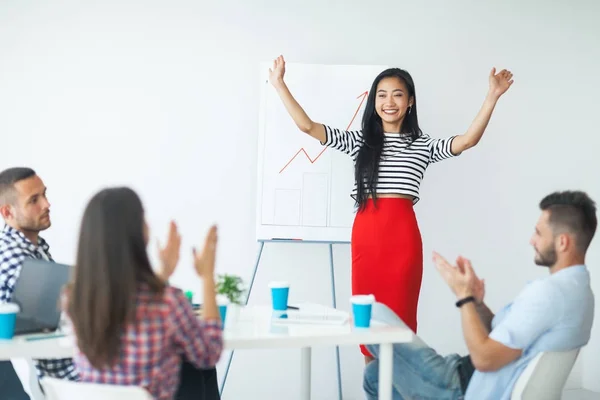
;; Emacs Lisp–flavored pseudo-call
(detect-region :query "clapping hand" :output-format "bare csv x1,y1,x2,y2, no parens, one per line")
193,225,218,278
432,252,483,301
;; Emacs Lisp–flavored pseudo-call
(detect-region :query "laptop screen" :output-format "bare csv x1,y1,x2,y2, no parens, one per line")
11,259,73,329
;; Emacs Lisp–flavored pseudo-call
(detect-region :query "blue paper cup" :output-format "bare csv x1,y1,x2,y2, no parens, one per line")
216,295,230,328
350,295,375,328
269,281,290,311
218,305,227,325
0,303,20,340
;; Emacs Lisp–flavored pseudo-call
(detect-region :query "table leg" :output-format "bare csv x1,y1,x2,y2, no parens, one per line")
300,347,311,400
378,343,393,400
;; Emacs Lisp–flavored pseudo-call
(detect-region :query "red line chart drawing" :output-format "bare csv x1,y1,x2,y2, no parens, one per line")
278,91,369,174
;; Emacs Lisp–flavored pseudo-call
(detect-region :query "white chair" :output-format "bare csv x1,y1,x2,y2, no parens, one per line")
511,348,580,400
40,377,154,400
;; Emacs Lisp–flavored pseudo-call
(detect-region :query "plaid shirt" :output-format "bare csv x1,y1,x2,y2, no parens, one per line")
73,285,223,400
0,225,79,381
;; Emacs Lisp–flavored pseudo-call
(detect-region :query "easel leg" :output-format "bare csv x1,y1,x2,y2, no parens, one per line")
329,244,343,400
219,240,265,396
244,241,265,306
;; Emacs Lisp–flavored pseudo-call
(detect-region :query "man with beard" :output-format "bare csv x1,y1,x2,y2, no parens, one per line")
362,190,596,400
0,167,78,399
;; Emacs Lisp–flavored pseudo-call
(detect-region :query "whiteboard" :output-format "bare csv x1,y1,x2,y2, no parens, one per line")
256,62,388,242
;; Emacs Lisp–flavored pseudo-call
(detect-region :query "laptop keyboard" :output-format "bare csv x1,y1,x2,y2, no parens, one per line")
15,317,49,334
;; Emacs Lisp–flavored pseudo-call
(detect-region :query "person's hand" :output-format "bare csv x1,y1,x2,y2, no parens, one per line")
157,221,181,282
488,67,514,100
457,256,485,303
268,55,286,87
193,225,218,278
432,251,478,300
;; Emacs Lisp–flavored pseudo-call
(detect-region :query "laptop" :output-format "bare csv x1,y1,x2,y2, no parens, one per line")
11,259,72,335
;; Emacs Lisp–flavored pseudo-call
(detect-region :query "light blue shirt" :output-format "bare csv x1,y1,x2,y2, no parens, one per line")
466,265,594,400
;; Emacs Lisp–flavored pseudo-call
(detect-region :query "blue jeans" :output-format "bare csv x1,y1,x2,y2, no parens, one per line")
363,303,465,400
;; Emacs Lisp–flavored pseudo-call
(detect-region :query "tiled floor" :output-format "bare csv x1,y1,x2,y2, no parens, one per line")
563,389,600,400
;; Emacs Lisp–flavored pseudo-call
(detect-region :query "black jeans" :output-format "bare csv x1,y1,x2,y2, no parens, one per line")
0,361,30,400
456,355,475,394
175,361,220,400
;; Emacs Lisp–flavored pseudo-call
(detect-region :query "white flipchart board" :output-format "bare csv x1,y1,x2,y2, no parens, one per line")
256,63,388,242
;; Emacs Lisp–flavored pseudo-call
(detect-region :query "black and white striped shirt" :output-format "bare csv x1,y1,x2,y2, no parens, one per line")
321,125,459,204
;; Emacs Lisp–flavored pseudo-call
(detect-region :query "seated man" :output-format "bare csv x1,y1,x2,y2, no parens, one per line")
363,190,596,400
0,168,79,397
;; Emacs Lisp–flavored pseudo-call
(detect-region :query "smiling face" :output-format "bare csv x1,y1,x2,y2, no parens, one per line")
374,76,414,132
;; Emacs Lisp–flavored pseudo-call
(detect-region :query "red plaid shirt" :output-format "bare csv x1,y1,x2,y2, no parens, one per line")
73,285,223,400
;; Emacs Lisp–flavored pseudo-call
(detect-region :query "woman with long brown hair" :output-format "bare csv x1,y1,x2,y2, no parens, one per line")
66,187,223,400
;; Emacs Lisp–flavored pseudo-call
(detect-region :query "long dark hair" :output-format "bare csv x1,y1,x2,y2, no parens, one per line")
68,187,165,369
354,68,422,210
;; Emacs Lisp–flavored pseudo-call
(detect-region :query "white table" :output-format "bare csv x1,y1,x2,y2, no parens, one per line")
0,303,413,400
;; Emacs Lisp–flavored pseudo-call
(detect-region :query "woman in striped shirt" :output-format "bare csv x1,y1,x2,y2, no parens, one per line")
66,187,223,399
268,55,513,362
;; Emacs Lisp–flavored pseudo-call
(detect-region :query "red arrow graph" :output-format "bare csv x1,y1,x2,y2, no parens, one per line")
278,90,369,174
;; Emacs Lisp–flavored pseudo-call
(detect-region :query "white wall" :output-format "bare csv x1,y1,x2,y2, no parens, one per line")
1,0,598,398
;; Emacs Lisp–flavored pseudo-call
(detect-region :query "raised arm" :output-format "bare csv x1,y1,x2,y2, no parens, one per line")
193,225,219,322
433,253,552,373
468,271,495,332
172,289,223,369
268,55,326,142
173,225,223,369
451,68,514,155
461,280,562,372
475,301,495,333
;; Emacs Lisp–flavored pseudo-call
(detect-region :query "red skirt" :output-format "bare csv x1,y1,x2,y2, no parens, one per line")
351,198,423,357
